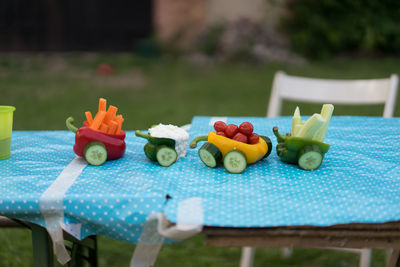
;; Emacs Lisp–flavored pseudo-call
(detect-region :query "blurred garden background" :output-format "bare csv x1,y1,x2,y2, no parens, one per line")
0,0,399,266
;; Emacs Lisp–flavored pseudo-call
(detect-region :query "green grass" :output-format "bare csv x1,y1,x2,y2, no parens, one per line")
0,53,398,266
1,54,399,131
0,229,388,267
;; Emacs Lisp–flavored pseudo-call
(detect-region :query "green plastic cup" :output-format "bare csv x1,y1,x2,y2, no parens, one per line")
0,106,16,160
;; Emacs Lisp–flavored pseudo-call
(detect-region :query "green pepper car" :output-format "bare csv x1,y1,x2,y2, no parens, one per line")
135,130,177,167
273,126,330,171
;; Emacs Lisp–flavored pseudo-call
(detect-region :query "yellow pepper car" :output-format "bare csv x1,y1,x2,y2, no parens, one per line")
190,132,272,173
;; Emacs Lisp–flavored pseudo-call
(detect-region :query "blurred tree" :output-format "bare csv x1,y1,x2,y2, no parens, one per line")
283,0,400,58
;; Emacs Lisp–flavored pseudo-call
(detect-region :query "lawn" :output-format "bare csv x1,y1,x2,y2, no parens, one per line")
1,54,399,131
0,53,399,266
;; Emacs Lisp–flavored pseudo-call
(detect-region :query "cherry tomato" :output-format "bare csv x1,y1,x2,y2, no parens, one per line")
239,122,254,136
232,132,248,143
225,124,239,138
214,121,227,132
248,133,260,144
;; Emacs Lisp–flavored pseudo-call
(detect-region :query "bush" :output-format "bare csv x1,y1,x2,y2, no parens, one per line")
283,0,400,58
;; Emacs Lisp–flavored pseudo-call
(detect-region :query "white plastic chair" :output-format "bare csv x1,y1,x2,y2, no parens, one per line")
240,71,399,267
267,71,398,118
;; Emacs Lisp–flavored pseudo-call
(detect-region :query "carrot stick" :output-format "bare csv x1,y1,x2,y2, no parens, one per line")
98,98,107,112
99,123,109,133
90,111,106,130
103,105,118,124
108,120,118,134
85,111,93,125
115,115,124,134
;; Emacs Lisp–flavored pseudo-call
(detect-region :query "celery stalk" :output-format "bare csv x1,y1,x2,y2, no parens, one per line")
294,124,302,136
297,114,326,138
313,104,334,142
291,106,301,136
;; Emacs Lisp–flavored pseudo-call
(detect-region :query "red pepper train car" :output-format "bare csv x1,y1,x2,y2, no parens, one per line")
66,117,126,165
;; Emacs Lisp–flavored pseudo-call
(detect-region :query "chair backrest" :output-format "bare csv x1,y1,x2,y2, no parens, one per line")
267,71,399,118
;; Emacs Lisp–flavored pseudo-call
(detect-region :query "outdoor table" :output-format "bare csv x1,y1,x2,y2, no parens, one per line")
1,116,400,266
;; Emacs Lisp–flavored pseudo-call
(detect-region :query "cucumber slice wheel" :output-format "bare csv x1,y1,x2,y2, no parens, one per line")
156,145,177,167
260,136,273,159
223,150,247,174
298,145,323,171
199,142,222,168
84,141,108,166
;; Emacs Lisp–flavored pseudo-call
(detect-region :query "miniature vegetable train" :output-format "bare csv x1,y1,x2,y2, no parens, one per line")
66,98,334,171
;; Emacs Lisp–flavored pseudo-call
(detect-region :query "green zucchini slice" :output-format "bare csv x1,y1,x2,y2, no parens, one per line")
156,145,177,167
223,150,247,174
260,136,273,159
84,141,107,166
198,142,222,168
298,145,323,171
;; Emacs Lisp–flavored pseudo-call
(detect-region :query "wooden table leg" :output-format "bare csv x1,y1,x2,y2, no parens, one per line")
68,236,98,267
388,249,400,267
31,224,54,267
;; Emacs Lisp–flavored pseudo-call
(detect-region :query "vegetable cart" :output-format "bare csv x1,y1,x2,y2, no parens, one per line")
66,117,126,166
273,126,330,170
135,130,178,167
273,104,334,170
190,132,272,173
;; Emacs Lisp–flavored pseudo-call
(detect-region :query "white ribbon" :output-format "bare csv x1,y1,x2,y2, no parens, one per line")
40,157,87,264
130,215,165,267
130,197,204,267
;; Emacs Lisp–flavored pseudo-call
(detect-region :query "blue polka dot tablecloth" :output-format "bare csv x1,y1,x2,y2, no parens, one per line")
0,116,400,246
